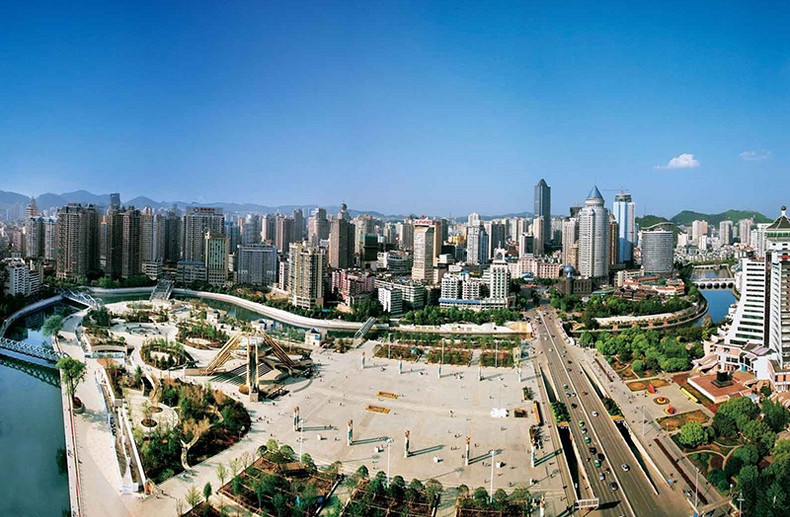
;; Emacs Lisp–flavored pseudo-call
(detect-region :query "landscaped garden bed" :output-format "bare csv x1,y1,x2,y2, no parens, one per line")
625,378,670,391
341,470,441,517
425,348,472,365
135,378,251,483
140,339,194,369
217,441,338,516
657,409,708,432
455,486,533,516
176,320,229,349
479,350,514,368
373,344,422,361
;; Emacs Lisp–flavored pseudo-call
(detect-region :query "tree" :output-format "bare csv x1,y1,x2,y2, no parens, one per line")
762,399,790,433
631,359,645,376
472,486,490,507
203,481,213,505
216,462,228,487
678,421,708,448
712,412,738,438
56,357,87,399
718,396,759,432
180,418,211,469
743,420,776,455
185,485,201,508
42,314,65,337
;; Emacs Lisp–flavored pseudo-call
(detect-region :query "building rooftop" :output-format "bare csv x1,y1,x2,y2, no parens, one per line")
586,185,604,201
766,206,790,230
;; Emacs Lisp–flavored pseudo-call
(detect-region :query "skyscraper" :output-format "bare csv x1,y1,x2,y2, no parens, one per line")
578,186,609,281
183,207,225,263
161,210,182,263
466,224,488,265
236,244,278,287
534,179,551,253
411,224,435,282
329,204,355,269
56,204,101,280
718,220,733,246
612,192,635,264
204,232,229,286
242,214,262,245
562,217,579,267
275,215,294,254
765,207,790,366
738,218,753,246
106,206,141,279
288,242,325,309
109,193,121,211
307,208,329,247
641,227,674,274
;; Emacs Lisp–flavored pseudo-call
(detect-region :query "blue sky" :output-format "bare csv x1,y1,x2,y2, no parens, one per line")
1,1,788,217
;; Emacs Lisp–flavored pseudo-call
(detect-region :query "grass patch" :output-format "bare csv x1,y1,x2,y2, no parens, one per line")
657,409,709,432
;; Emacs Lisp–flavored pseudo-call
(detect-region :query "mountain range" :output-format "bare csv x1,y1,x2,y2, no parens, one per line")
0,189,773,225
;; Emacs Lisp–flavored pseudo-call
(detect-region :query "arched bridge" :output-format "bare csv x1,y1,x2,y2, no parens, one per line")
0,337,66,363
62,290,101,309
0,353,61,387
692,278,735,289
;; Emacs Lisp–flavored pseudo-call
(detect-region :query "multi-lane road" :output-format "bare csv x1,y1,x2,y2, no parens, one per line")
532,306,689,517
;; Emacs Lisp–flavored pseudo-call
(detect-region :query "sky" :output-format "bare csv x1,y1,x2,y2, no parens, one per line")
1,1,788,218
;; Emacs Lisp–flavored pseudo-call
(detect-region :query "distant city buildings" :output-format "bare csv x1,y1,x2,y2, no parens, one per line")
612,192,635,264
534,179,551,254
288,242,325,310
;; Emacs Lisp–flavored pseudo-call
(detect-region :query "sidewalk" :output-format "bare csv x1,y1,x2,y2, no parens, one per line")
60,312,132,517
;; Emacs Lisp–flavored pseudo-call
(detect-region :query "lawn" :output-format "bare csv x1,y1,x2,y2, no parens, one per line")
626,378,671,392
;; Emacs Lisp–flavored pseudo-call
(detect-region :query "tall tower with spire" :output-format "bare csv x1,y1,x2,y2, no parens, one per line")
578,186,609,281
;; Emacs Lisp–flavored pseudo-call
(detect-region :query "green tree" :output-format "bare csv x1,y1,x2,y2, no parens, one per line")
712,412,738,438
203,481,212,504
631,359,645,376
717,396,760,432
42,314,64,337
678,421,708,448
185,485,201,508
762,399,790,433
55,357,87,399
743,420,776,455
216,463,228,487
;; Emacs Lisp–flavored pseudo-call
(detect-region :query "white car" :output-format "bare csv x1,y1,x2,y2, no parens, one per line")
621,463,630,472
592,411,599,417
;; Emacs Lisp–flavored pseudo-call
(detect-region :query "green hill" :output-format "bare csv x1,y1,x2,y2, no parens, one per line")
635,215,671,229
670,209,771,227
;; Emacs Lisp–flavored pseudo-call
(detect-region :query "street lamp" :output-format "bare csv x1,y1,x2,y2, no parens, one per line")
738,490,744,516
694,467,699,512
299,420,305,459
386,438,393,484
490,450,496,496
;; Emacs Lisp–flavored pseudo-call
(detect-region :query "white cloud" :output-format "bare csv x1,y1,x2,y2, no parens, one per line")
740,149,773,161
654,153,700,170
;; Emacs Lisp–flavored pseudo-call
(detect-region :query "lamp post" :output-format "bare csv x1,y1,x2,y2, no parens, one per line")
489,449,496,496
495,340,499,368
738,490,744,516
299,420,305,459
386,438,393,484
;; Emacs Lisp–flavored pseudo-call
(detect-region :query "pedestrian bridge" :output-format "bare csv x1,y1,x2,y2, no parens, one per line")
692,278,735,289
0,353,61,387
0,337,66,363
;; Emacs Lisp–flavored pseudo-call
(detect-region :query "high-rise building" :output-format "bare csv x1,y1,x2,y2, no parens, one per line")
691,220,709,244
161,210,181,263
307,208,329,247
612,192,635,264
44,218,57,261
242,214,262,245
484,221,506,260
738,218,753,246
261,214,276,244
578,186,609,281
25,216,45,259
641,228,674,274
275,215,294,254
719,220,733,246
411,224,435,282
608,214,619,267
56,203,101,280
140,207,162,264
488,249,510,301
532,216,545,256
109,193,121,211
183,207,225,263
106,206,141,279
292,209,305,242
534,179,551,252
329,204,355,269
466,224,488,265
236,244,278,287
562,218,579,266
397,217,414,250
765,207,790,367
288,242,325,309
204,232,228,286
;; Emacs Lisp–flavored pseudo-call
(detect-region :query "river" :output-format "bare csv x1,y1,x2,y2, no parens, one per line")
698,289,736,324
0,307,70,516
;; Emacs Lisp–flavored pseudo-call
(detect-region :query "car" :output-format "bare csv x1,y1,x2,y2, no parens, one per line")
621,463,630,472
563,384,569,389
571,403,578,409
566,392,571,397
592,411,599,417
610,482,618,491
581,427,587,434
567,360,572,364
598,453,605,461
571,392,577,397
588,446,597,454
584,436,591,444
594,458,601,468
578,420,584,426
581,391,588,395
598,471,605,481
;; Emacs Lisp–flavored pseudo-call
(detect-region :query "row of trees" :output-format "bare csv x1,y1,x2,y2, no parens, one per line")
399,306,523,327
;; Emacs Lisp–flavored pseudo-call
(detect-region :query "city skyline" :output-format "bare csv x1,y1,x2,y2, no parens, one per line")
3,2,788,216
